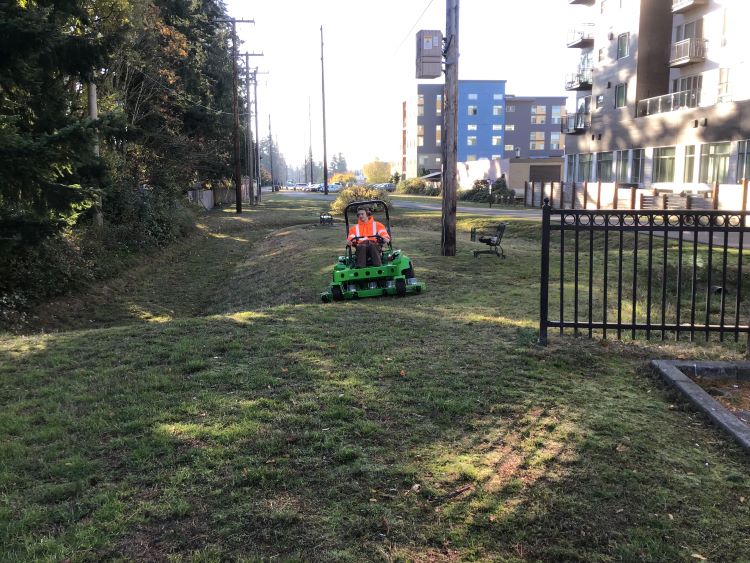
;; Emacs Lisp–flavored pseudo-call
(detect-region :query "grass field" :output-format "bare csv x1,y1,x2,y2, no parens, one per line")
2,195,750,561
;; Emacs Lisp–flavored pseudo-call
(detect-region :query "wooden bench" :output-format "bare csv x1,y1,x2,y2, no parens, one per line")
470,223,507,259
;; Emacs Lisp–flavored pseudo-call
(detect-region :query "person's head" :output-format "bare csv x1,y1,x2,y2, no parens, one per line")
356,207,371,222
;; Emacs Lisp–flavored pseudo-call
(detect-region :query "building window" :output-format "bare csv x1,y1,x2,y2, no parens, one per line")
467,124,477,131
699,142,731,183
737,140,750,182
417,94,424,117
491,154,502,160
468,105,478,116
598,47,606,61
597,152,614,182
492,135,502,146
436,94,442,115
530,131,545,151
435,125,441,147
617,33,629,59
492,105,503,116
493,93,503,100
417,124,424,147
684,145,695,182
673,74,702,94
505,124,515,131
467,136,477,146
595,94,604,109
436,157,441,163
615,83,627,107
505,144,514,151
507,105,516,112
492,124,502,131
566,154,576,183
615,150,628,182
578,153,592,182
531,105,546,124
467,155,477,161
550,132,561,150
468,93,478,100
631,149,644,183
718,68,730,102
551,106,563,124
653,147,676,183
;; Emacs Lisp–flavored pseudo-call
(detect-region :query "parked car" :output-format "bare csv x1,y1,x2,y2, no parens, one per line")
327,183,343,193
380,183,396,192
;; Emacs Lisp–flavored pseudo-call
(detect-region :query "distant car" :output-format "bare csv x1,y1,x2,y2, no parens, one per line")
294,183,308,191
380,183,396,192
327,183,343,193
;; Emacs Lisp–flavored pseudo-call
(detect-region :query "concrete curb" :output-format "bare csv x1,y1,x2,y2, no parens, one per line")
651,360,750,453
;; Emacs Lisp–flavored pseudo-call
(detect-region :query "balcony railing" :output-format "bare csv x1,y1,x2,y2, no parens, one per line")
568,0,595,5
567,25,595,48
669,38,707,67
636,89,701,117
565,68,593,91
561,114,590,134
672,0,707,13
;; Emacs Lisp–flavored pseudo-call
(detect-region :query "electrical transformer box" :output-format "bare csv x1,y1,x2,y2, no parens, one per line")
416,30,443,79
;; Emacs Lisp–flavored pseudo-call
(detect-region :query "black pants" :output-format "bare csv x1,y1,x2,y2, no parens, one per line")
355,242,382,267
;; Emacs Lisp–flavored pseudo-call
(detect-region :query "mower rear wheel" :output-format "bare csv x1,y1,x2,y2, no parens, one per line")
331,285,344,301
395,278,406,297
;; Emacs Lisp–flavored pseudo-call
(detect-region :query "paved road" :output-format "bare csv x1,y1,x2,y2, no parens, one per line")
274,190,542,219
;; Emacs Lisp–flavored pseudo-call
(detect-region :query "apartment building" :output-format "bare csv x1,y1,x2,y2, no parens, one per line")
401,82,566,178
565,0,750,191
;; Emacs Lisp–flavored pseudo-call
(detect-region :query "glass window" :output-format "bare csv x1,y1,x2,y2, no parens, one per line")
491,154,502,160
436,94,442,115
551,106,563,124
505,144,515,151
467,155,477,161
737,140,750,183
699,142,731,183
578,153,592,182
615,83,627,107
684,145,695,182
507,105,516,113
595,94,604,108
653,147,676,183
597,152,614,182
566,154,576,183
617,33,629,59
493,93,503,100
718,68,730,102
467,124,477,131
631,149,644,183
615,150,628,182
468,93,478,100
492,135,502,146
492,124,502,131
598,47,606,61
550,132,561,150
493,105,503,116
417,124,424,147
435,125,441,147
468,105,478,116
505,124,515,131
467,136,477,146
531,105,546,124
417,94,424,117
530,131,545,151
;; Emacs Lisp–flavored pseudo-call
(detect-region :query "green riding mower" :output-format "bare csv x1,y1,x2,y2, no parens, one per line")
320,199,426,302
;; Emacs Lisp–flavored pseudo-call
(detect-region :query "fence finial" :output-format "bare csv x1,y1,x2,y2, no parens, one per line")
543,197,550,207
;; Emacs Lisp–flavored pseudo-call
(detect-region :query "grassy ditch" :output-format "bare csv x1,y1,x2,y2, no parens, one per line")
1,195,749,561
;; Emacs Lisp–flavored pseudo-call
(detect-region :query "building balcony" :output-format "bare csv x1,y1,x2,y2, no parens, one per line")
567,25,595,48
672,0,707,13
565,69,593,91
568,0,595,5
562,114,589,134
636,89,701,117
669,38,707,67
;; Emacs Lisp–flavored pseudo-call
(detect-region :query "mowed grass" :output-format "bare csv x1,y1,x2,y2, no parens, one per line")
1,194,750,561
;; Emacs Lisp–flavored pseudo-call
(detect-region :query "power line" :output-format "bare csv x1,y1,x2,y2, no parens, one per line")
392,0,435,56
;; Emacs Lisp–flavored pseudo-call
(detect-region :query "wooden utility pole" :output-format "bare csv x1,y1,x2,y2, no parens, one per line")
320,25,329,196
308,96,314,184
243,55,254,205
230,20,243,213
441,0,459,256
268,114,274,193
253,76,261,202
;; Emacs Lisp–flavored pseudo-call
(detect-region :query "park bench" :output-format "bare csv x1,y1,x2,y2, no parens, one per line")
470,223,507,259
319,211,333,225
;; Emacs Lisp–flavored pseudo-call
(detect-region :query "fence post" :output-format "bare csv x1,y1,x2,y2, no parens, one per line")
743,178,748,210
572,182,577,209
712,181,720,210
539,198,551,345
596,180,602,209
630,186,636,209
613,184,618,209
524,181,529,207
550,182,555,208
582,181,588,209
560,182,565,209
661,193,668,210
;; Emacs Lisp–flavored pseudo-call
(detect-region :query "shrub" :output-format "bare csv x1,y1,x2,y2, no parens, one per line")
458,178,515,203
396,178,441,196
330,185,392,215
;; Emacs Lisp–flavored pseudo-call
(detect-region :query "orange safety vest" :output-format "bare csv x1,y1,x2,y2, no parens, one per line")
347,218,389,244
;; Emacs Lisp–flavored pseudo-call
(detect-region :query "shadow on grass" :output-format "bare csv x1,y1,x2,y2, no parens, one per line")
2,305,750,561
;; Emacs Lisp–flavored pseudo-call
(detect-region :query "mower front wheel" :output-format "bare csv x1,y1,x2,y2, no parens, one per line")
331,285,344,301
395,278,406,297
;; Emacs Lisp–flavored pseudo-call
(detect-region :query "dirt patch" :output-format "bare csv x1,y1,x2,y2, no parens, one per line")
691,376,750,424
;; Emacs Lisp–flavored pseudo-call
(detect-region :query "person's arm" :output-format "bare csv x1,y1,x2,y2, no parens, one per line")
376,222,390,242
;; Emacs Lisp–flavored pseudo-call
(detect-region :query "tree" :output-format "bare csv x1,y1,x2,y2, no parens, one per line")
391,172,401,185
331,172,356,185
363,160,390,184
330,152,347,174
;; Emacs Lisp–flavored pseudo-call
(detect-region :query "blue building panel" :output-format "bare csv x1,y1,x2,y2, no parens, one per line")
456,80,507,162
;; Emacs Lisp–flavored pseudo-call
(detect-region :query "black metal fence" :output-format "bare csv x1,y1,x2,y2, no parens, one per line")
539,198,750,346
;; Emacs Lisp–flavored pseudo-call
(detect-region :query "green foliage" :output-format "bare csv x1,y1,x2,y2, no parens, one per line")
330,185,392,215
390,172,401,185
396,178,441,196
459,178,516,203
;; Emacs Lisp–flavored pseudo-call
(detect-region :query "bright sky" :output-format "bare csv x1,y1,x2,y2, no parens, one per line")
225,0,586,172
